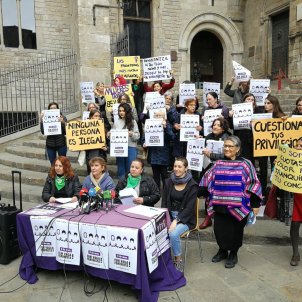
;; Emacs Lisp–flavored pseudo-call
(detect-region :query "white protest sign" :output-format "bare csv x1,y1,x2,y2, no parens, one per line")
80,82,95,103
180,114,200,141
232,61,251,82
82,111,90,120
179,84,196,107
206,140,224,155
203,82,221,107
143,92,161,114
251,113,272,120
42,109,62,136
112,103,119,124
148,94,166,119
143,55,172,82
250,79,270,106
232,103,253,130
110,129,128,157
203,109,222,136
187,139,206,171
144,119,164,146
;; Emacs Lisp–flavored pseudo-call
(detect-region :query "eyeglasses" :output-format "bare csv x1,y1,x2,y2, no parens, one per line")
224,145,236,149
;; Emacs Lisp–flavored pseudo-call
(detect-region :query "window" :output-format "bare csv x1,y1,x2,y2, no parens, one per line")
123,0,151,58
1,0,36,49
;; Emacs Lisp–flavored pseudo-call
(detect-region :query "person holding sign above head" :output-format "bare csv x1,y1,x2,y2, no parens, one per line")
111,103,140,180
161,157,199,272
40,102,67,165
200,136,262,269
115,158,160,206
143,71,175,95
85,109,111,174
82,157,115,192
42,156,82,203
224,77,250,104
292,96,302,116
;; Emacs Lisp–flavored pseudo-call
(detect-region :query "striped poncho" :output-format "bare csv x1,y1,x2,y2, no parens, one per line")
200,158,262,221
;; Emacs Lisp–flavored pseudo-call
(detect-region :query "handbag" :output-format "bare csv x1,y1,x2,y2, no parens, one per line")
264,185,278,219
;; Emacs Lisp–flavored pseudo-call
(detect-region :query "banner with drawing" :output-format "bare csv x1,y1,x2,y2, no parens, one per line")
187,139,206,171
179,83,196,107
232,61,251,82
232,103,253,130
206,140,224,155
113,56,141,80
143,55,171,82
42,109,62,136
250,79,270,106
202,82,220,107
180,114,200,141
203,109,222,136
144,119,164,146
110,129,128,157
80,82,95,103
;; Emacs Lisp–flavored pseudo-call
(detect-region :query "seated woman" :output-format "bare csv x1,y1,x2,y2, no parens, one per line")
115,158,160,206
42,156,82,203
82,157,115,192
161,157,199,272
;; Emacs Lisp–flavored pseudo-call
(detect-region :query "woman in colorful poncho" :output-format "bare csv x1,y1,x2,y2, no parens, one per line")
200,136,262,268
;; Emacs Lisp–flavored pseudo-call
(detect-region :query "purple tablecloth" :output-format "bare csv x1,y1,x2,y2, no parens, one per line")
17,205,186,302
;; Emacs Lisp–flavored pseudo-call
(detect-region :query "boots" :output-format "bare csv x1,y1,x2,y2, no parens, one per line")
199,215,212,229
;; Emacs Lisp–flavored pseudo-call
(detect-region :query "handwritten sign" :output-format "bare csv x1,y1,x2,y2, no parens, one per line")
252,118,302,156
113,56,141,80
144,119,164,146
232,61,251,82
179,84,196,107
104,84,134,112
232,103,253,130
80,82,95,103
250,79,270,106
187,139,205,171
143,55,171,82
203,82,220,107
66,119,106,151
42,109,62,135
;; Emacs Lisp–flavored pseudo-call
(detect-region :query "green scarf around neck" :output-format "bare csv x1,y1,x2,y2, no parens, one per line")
126,174,141,188
55,175,66,191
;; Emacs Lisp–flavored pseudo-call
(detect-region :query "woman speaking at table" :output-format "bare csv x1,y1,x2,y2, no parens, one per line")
200,136,262,268
42,156,82,203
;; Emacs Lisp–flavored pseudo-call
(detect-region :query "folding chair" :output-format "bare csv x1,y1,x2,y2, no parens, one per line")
180,198,203,273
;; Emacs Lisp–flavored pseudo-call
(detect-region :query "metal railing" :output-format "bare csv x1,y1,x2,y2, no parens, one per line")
0,50,78,137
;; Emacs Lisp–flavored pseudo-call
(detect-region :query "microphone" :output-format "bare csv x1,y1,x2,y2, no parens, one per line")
79,188,89,207
103,190,111,213
110,190,116,207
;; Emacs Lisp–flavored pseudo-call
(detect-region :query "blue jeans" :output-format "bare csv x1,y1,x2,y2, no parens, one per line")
169,211,189,257
47,146,67,165
116,146,137,180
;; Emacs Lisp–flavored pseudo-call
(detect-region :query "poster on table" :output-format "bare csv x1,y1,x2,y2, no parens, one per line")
206,140,224,155
203,108,222,136
143,55,172,82
148,94,166,119
250,79,270,106
272,145,302,194
144,119,164,146
82,111,90,120
108,226,138,274
104,84,135,112
66,119,106,151
142,220,158,273
42,109,61,136
30,216,56,257
80,82,95,103
187,139,206,171
143,92,162,114
110,129,128,157
79,223,109,269
113,56,141,80
55,219,81,265
232,61,251,82
252,117,302,157
179,83,196,107
179,114,200,141
155,212,170,256
232,102,253,130
202,82,221,107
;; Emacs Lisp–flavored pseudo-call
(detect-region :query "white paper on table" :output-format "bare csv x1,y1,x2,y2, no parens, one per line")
55,198,72,204
124,205,166,218
55,202,79,209
118,188,138,206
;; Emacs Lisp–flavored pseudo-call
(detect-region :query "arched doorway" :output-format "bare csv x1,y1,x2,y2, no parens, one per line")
190,31,223,87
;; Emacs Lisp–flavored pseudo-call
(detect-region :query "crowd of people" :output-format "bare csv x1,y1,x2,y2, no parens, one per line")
40,75,302,272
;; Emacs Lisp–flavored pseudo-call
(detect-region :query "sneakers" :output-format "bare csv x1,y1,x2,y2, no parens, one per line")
211,249,228,263
225,251,238,269
174,259,184,272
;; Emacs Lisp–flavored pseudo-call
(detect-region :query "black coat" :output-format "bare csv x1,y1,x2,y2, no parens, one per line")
115,174,160,206
161,178,198,229
42,175,82,202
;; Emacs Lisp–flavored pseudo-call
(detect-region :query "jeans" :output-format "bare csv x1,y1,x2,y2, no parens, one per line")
116,146,137,180
47,146,67,165
169,211,189,257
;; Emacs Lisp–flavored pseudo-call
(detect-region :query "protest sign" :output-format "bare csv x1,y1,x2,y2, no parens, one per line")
110,129,128,157
187,139,205,171
206,140,224,155
42,109,62,136
232,103,253,130
144,119,164,146
250,79,270,106
66,119,106,151
251,113,272,120
203,109,222,136
143,55,171,82
104,84,134,112
143,92,161,114
148,94,166,119
179,114,200,141
252,117,302,156
80,82,95,103
272,145,302,193
113,56,141,80
82,111,90,120
179,84,196,107
202,82,220,107
232,61,251,82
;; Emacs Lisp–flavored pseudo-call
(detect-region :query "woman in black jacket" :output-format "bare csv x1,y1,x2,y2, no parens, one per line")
161,157,199,271
42,156,82,203
115,158,160,206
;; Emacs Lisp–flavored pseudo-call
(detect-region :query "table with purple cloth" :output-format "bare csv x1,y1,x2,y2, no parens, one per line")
17,204,186,302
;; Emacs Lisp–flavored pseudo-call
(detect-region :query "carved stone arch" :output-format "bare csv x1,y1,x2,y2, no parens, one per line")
178,12,244,84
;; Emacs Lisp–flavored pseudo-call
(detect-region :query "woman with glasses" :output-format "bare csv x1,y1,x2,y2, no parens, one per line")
200,136,262,269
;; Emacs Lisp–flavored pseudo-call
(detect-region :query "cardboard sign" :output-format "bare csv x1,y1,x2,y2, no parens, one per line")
232,103,253,130
42,109,62,136
144,119,164,146
179,84,196,107
203,82,220,107
113,56,141,80
250,79,270,106
104,84,134,112
143,55,172,82
232,61,251,82
187,139,205,171
179,114,200,141
110,129,128,157
80,82,95,103
252,118,302,156
66,119,106,151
